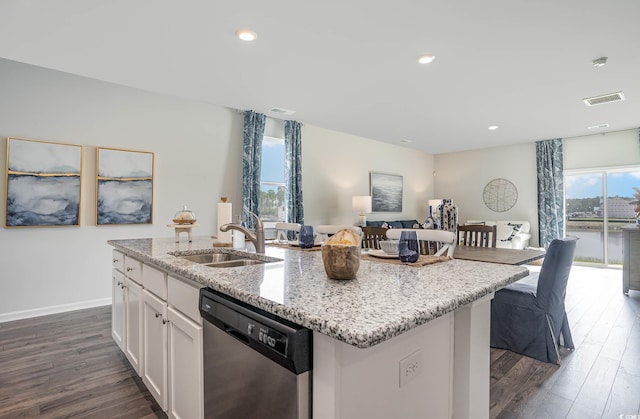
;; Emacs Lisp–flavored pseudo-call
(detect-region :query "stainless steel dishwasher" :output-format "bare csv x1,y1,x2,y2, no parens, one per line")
199,288,312,419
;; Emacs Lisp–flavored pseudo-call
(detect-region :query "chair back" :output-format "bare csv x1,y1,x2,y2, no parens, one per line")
386,229,456,257
316,225,362,242
362,226,388,249
275,222,301,242
457,224,497,248
536,237,577,311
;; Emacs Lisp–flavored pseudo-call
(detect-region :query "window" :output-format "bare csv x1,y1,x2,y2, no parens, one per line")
259,136,286,222
565,167,640,266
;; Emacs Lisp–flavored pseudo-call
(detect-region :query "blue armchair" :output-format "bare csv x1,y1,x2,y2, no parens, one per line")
490,237,577,364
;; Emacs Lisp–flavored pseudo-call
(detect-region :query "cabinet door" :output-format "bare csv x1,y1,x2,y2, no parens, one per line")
124,278,143,375
143,289,168,411
168,306,203,419
112,269,125,350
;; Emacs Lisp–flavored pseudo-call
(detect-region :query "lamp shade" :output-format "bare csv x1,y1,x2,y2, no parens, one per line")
352,195,372,214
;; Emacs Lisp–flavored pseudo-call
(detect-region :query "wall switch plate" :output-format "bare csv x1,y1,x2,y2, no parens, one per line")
399,349,422,388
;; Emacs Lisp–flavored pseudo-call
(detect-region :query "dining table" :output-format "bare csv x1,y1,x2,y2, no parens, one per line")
453,245,545,265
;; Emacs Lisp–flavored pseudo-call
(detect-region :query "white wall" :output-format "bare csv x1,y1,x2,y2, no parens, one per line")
302,125,434,227
434,130,640,247
0,58,434,320
434,142,539,244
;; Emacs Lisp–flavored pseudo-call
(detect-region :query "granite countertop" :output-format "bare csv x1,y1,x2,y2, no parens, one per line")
108,236,529,348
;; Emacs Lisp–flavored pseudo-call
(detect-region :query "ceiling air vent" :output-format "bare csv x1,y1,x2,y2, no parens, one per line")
582,91,625,106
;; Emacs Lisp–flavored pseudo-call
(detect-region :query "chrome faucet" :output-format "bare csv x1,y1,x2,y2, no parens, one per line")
219,209,265,254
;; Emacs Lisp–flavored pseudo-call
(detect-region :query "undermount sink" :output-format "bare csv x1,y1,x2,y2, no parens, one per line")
179,253,245,264
204,259,266,268
175,251,281,268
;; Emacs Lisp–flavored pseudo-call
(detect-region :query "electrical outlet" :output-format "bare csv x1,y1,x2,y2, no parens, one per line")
399,349,422,388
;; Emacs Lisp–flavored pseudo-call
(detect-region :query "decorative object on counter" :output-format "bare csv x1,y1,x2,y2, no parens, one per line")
398,230,420,263
483,178,518,212
370,172,403,212
166,221,198,242
173,205,196,224
321,229,361,280
427,199,458,231
298,225,315,249
216,197,233,246
352,195,372,227
96,147,154,225
5,137,83,227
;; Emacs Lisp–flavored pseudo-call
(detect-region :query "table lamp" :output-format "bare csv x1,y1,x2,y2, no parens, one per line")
352,195,372,227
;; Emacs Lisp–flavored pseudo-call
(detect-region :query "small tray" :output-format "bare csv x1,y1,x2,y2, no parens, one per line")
172,219,196,225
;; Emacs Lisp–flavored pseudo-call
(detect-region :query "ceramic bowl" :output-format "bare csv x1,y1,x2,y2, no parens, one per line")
380,240,399,255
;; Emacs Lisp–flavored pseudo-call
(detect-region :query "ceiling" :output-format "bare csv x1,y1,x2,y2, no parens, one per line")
0,0,639,154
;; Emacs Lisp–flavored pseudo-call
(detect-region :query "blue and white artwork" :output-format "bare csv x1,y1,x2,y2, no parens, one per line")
370,172,403,212
6,138,83,227
97,148,154,225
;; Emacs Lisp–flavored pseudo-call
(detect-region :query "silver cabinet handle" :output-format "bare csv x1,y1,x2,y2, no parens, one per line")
126,267,134,272
113,258,120,263
117,281,122,286
162,319,169,325
155,312,161,318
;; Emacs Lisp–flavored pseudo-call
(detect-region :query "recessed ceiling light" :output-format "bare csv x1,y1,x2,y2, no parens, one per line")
488,125,499,130
400,139,412,143
417,55,435,64
236,29,257,41
592,57,607,68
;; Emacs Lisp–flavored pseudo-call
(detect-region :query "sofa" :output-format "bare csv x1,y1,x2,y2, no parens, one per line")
465,220,531,249
366,219,421,229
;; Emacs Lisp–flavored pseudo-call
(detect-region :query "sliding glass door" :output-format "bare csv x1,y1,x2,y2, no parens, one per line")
565,168,639,266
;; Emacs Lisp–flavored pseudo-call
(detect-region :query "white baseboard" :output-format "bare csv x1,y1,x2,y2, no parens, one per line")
0,298,112,323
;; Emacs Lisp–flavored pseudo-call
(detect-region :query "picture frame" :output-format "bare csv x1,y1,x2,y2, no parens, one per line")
370,171,403,212
5,137,83,228
96,147,154,225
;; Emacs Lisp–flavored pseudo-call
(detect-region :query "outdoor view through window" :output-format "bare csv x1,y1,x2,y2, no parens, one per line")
259,136,286,222
565,168,640,265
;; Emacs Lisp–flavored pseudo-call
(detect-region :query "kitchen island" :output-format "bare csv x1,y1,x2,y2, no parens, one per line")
109,236,529,419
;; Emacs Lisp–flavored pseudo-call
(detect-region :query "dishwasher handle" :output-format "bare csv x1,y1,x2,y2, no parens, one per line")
224,326,251,346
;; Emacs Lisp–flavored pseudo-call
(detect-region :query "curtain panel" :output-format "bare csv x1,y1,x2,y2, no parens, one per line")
536,138,564,247
285,120,304,227
242,110,266,228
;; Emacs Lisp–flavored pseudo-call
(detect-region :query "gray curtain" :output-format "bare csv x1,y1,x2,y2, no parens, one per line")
284,120,304,226
536,138,564,247
242,110,266,228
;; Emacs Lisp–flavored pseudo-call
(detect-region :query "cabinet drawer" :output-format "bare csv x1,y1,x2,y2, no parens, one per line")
112,250,125,272
124,256,143,284
168,276,202,324
144,264,168,300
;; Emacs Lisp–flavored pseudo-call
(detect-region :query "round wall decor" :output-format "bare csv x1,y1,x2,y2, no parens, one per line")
483,178,518,212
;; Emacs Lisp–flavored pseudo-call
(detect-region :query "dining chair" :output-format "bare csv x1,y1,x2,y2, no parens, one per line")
386,229,456,257
490,237,577,364
457,224,497,248
316,225,362,242
274,222,302,242
361,226,388,249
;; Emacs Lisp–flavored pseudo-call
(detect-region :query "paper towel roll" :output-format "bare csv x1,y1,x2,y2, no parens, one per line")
217,201,233,245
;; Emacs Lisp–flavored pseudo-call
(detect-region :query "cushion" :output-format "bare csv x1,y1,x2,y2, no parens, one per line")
386,221,404,229
400,219,419,228
366,221,386,227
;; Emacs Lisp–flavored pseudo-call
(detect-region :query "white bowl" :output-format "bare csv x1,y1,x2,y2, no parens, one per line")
380,240,399,254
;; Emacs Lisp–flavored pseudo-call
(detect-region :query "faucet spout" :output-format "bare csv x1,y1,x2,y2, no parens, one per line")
219,209,265,254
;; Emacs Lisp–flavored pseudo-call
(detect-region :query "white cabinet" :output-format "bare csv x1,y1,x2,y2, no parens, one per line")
124,277,144,375
143,289,169,411
168,306,203,419
112,269,125,350
111,251,203,419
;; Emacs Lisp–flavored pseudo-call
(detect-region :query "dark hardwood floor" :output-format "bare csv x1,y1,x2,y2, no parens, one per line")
490,265,640,419
0,265,638,418
0,305,165,418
